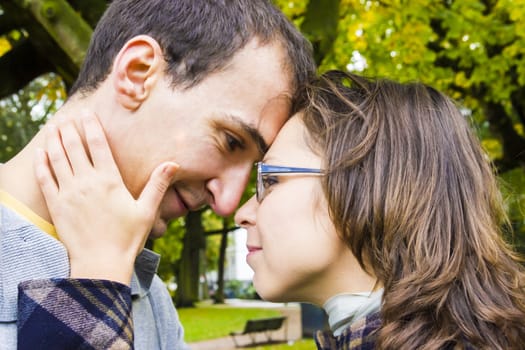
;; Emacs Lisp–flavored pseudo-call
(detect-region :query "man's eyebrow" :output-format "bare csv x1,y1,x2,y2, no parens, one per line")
226,115,268,157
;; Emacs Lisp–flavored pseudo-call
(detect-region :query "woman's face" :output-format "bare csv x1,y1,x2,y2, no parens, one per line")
235,115,364,305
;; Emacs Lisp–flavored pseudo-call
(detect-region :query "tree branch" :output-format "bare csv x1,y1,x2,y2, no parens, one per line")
21,0,92,68
0,40,53,98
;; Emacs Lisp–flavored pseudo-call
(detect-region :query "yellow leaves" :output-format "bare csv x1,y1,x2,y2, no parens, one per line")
515,123,524,137
481,139,503,161
34,74,67,103
506,0,525,22
454,71,471,89
393,23,435,65
272,0,307,19
0,36,11,57
344,21,367,51
0,30,29,58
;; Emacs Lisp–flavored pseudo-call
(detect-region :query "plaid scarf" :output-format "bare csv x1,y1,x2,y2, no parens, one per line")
314,311,380,350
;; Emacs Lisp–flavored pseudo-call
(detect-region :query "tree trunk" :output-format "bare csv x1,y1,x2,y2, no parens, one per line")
301,0,340,65
213,218,230,304
176,211,205,307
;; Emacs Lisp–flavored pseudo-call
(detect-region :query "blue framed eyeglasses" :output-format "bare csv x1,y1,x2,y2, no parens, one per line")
256,162,324,203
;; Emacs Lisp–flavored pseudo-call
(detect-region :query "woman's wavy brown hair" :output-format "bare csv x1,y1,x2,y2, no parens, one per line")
301,70,525,349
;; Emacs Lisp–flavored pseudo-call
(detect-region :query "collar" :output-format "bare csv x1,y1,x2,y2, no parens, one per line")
0,189,57,239
130,248,161,297
324,289,383,336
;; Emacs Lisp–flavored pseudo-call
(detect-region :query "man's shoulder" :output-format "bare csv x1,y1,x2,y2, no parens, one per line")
149,274,170,296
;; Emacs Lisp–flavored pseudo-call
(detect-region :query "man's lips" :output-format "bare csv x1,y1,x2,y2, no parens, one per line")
161,187,189,220
174,187,190,210
174,186,209,211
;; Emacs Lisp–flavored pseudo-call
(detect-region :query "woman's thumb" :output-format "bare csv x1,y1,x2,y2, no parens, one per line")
138,161,179,212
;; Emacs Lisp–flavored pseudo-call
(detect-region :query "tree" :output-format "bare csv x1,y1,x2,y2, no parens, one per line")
175,211,205,307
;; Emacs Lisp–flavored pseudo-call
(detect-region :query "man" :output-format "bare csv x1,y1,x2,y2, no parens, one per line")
0,0,315,348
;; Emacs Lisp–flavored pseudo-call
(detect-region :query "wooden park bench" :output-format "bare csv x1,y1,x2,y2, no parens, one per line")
230,316,287,347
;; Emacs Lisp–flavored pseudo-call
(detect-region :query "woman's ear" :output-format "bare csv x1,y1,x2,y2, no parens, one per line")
112,35,163,111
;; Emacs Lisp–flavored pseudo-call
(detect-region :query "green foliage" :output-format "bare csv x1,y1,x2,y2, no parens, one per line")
272,0,308,24
500,167,525,252
202,209,234,273
153,217,185,291
153,209,236,297
224,280,258,299
0,73,65,162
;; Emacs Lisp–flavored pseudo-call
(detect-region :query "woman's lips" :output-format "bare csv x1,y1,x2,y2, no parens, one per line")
246,245,262,261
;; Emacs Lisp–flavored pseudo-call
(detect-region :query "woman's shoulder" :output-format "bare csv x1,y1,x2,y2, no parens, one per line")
314,311,380,350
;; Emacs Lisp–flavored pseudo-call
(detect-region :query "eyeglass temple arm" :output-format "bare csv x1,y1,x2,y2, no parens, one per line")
259,164,323,174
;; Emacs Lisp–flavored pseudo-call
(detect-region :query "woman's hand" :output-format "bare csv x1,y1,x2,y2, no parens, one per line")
34,113,178,285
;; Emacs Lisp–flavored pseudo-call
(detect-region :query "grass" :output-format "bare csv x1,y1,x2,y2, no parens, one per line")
246,339,316,350
178,302,281,341
177,301,317,350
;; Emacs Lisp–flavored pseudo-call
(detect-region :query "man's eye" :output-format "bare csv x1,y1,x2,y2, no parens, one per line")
262,175,279,189
225,133,244,152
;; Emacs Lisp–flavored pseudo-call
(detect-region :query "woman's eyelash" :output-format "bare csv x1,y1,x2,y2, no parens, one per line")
262,175,279,188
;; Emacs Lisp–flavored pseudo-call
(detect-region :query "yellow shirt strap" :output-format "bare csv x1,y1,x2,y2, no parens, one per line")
0,189,58,240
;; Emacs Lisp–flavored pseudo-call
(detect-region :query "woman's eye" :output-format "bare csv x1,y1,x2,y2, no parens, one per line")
262,175,279,189
225,133,244,152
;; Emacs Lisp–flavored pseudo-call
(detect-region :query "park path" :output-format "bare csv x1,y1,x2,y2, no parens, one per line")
187,300,302,350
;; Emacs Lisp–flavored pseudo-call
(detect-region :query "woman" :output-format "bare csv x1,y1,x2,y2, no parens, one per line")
234,71,525,349
32,71,525,349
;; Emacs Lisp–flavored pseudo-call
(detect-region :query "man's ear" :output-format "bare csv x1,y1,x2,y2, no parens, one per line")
112,35,163,111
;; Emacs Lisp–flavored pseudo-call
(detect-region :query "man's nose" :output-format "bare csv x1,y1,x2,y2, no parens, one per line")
206,165,252,216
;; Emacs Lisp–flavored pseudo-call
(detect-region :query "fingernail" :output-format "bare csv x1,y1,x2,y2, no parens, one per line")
163,162,180,177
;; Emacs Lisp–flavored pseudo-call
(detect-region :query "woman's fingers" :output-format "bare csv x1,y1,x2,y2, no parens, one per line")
35,114,175,285
59,121,92,174
45,123,73,185
138,161,179,219
42,113,119,191
82,114,120,175
34,147,59,200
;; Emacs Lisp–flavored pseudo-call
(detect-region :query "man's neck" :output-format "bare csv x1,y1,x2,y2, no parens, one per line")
0,99,86,223
0,129,51,222
0,87,117,224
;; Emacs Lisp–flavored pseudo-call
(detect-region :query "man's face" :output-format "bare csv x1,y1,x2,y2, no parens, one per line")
109,39,292,237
